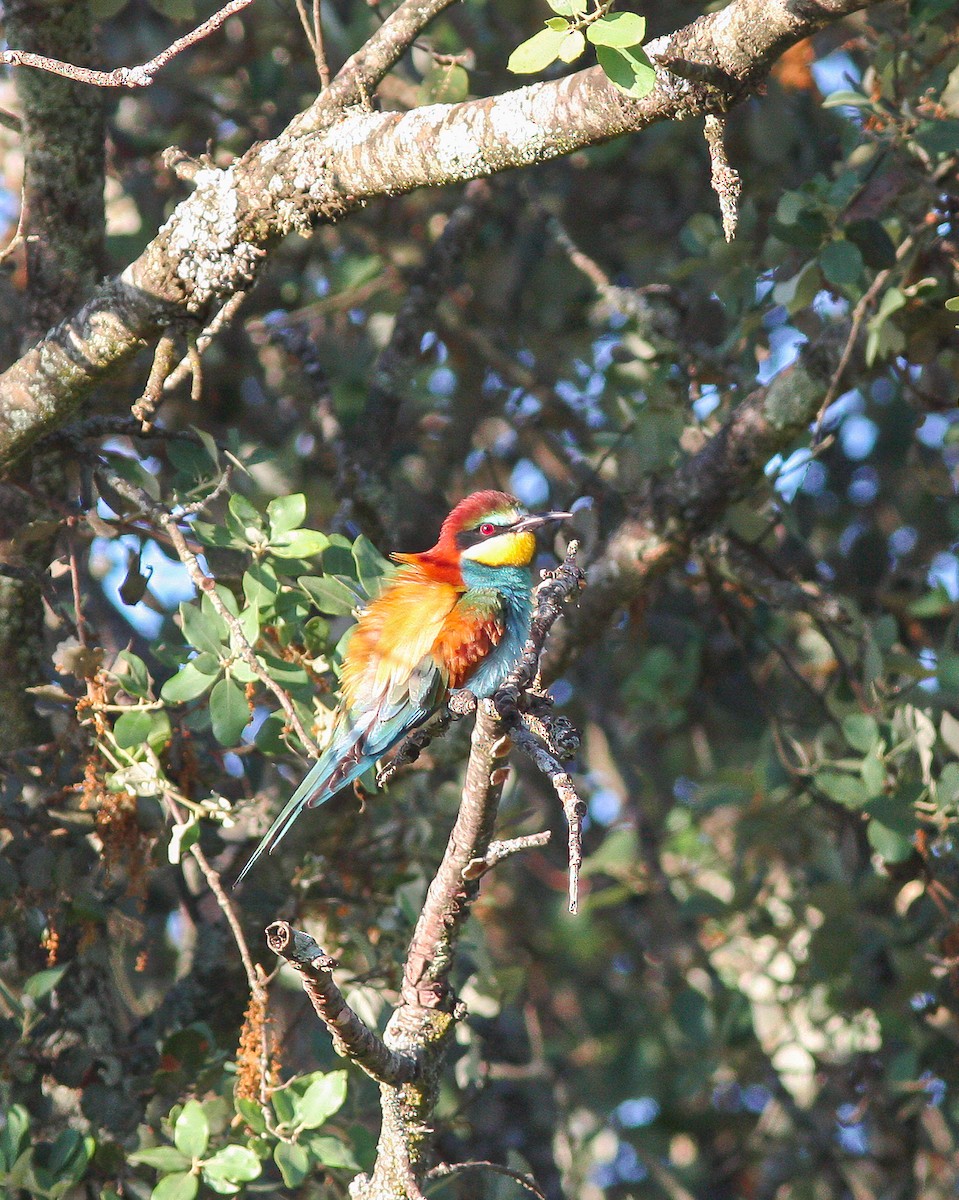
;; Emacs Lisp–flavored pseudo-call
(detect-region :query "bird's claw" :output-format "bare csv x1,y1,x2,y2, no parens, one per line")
448,689,478,717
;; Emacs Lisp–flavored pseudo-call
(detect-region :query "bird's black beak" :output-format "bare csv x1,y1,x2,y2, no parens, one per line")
512,510,574,534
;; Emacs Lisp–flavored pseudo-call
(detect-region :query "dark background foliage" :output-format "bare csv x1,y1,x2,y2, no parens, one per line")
2,0,959,1197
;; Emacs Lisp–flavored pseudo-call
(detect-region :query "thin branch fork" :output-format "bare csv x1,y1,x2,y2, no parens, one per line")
266,921,416,1086
492,543,588,912
0,0,258,88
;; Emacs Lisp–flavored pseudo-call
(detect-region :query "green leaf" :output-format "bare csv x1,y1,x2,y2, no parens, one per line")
844,218,897,271
254,712,287,755
772,259,819,313
23,965,68,1000
594,43,656,98
821,89,871,108
816,771,870,809
243,564,280,608
210,676,250,746
546,0,587,13
191,520,244,549
48,1129,92,1182
306,1135,360,1170
236,602,260,646
180,602,227,657
300,575,362,616
234,1097,267,1134
294,1070,348,1129
114,708,154,749
202,1145,262,1183
115,650,151,699
945,295,959,312
274,1142,310,1188
0,1104,29,1169
418,62,470,104
150,0,196,17
860,752,885,797
189,424,220,466
209,585,239,618
128,1147,192,1171
255,654,312,698
586,11,646,47
819,238,864,288
558,29,586,62
270,529,330,559
104,453,161,502
545,16,569,30
352,535,391,597
92,0,130,17
908,585,953,617
147,709,172,751
867,820,915,862
268,493,307,535
322,543,357,578
941,711,959,757
842,713,879,754
203,1177,241,1196
507,26,569,73
174,1100,209,1160
161,661,220,703
151,1172,199,1200
271,1087,296,1126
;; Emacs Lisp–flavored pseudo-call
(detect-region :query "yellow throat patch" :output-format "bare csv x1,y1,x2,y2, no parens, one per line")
462,529,536,568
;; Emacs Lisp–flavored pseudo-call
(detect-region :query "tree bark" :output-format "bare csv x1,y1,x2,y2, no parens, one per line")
0,1,105,750
0,0,879,469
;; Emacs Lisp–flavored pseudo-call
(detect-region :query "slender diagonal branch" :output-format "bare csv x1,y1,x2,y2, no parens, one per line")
266,921,416,1085
1,0,258,88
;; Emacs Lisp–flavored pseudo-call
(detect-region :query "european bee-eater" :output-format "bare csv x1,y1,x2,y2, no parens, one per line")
236,490,572,882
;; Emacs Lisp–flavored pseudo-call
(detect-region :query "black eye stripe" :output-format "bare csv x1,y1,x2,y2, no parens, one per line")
455,520,516,550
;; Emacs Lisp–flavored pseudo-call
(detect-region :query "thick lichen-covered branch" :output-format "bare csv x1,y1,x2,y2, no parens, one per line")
0,0,880,468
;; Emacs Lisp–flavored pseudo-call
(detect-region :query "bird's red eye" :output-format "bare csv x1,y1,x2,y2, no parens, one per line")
479,522,496,537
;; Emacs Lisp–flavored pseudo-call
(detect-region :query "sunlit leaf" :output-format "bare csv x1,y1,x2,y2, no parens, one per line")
507,27,569,74
594,44,656,98
586,12,646,47
210,677,250,746
294,1070,348,1129
173,1100,208,1159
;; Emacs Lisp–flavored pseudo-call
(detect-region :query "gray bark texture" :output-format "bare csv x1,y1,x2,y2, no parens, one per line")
0,0,879,469
0,0,104,750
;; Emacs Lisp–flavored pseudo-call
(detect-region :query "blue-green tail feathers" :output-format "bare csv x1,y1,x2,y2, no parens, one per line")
234,723,369,884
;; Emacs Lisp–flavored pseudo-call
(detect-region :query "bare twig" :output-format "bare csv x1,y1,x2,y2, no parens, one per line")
509,722,585,913
462,830,552,880
266,921,417,1085
428,1160,547,1199
291,0,462,133
164,290,250,393
704,114,740,241
164,788,270,1100
96,465,320,757
812,230,919,439
132,332,178,427
375,690,476,788
1,0,258,88
487,544,586,910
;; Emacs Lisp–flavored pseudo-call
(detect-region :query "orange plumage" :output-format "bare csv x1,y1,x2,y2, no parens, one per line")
236,490,571,881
